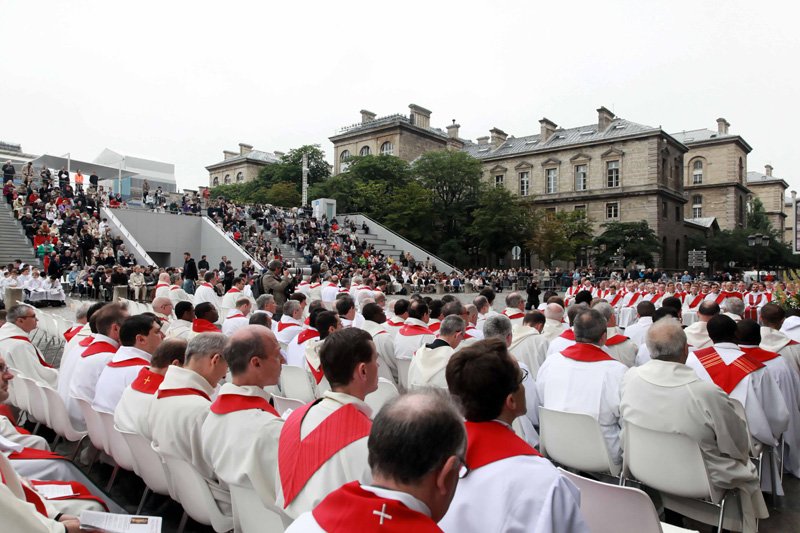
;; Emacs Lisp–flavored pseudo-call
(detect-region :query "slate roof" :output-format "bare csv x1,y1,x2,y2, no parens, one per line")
684,217,717,228
746,170,786,184
670,128,753,152
206,150,280,170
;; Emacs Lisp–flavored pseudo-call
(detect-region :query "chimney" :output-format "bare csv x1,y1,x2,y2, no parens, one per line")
408,104,432,129
597,106,615,130
446,120,460,139
476,136,490,146
539,118,557,142
273,151,285,159
360,109,376,123
490,127,508,149
765,164,773,177
717,118,730,135
223,150,238,160
239,143,253,156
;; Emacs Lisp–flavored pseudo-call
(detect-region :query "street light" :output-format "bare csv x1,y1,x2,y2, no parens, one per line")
747,233,771,282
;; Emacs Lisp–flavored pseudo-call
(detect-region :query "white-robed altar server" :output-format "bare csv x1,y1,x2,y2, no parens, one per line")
361,303,399,384
761,303,800,375
509,311,548,379
275,327,377,519
0,304,58,388
93,314,164,413
149,333,231,513
202,326,285,513
287,389,465,533
541,303,568,342
220,276,248,310
384,299,408,338
193,272,220,310
165,301,194,340
591,301,637,368
408,315,465,390
284,303,326,368
167,274,192,306
394,301,436,361
622,301,655,348
501,292,526,329
221,298,251,337
546,304,587,357
153,272,172,300
620,318,767,533
440,338,588,533
684,301,718,350
536,308,627,466
274,300,304,346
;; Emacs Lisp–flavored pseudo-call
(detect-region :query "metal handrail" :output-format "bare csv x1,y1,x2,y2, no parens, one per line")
101,207,157,266
201,216,264,271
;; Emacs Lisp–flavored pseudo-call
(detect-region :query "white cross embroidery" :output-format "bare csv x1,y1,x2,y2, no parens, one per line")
372,503,393,525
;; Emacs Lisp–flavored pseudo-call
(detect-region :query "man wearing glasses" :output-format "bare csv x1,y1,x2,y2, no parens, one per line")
0,304,57,388
441,338,587,532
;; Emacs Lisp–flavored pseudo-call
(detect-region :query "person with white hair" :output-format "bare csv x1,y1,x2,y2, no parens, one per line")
167,273,192,305
722,297,745,322
0,304,58,387
541,303,568,342
591,300,637,367
501,292,525,328
274,299,304,345
154,271,172,300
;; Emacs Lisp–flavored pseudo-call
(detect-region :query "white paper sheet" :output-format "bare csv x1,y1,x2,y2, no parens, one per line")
34,484,79,499
79,511,162,533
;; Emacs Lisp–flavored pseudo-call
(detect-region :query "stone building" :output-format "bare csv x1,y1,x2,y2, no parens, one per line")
746,165,790,240
783,191,798,250
206,143,281,187
329,104,464,174
671,119,752,231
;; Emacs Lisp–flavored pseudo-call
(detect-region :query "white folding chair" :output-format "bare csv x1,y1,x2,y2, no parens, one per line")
8,371,32,419
96,411,136,471
230,484,293,533
74,398,110,457
396,358,411,391
364,378,399,414
118,428,174,513
538,406,621,477
279,365,316,403
16,376,49,432
623,421,743,533
272,394,306,417
38,385,87,458
559,468,698,533
160,454,234,533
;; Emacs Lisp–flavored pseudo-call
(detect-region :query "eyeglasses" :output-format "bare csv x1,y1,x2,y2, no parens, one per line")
22,314,38,321
0,364,10,374
518,367,529,386
457,455,470,479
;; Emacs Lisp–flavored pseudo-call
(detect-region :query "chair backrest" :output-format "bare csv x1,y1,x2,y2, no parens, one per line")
364,378,399,414
230,484,293,533
396,358,411,391
96,411,135,471
623,421,712,499
39,386,86,442
17,376,49,427
271,394,306,417
539,406,620,476
559,468,664,533
9,371,32,414
117,429,171,496
74,398,109,454
279,365,316,403
160,454,234,533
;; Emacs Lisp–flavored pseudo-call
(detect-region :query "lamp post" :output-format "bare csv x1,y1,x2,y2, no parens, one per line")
747,233,770,282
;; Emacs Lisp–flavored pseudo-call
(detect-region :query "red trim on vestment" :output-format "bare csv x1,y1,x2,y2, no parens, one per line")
694,347,763,394
559,329,576,341
210,393,280,417
79,335,94,347
465,421,540,471
398,324,433,336
80,341,118,358
130,367,163,394
278,321,301,332
560,343,614,362
8,336,53,368
605,334,629,346
29,479,109,511
192,319,219,333
156,387,211,401
740,346,780,364
63,325,82,342
107,357,150,368
297,329,320,344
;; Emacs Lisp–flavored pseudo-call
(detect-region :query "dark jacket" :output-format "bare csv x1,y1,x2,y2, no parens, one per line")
183,258,198,281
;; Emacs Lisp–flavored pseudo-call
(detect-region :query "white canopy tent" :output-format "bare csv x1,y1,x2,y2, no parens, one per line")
30,154,137,191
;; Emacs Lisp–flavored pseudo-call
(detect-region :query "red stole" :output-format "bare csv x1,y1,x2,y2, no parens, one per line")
156,387,211,401
131,367,163,394
399,324,433,337
694,347,764,394
503,311,525,320
386,319,404,327
79,335,95,347
81,341,118,358
714,292,728,305
278,400,371,507
8,336,53,368
649,292,664,303
210,393,280,417
739,346,781,364
297,328,320,344
227,288,241,294
278,321,300,332
465,421,540,471
625,292,641,307
464,326,479,339
609,292,624,307
63,325,82,342
192,319,219,333
561,343,614,362
559,329,575,341
226,313,245,320
107,357,150,368
605,334,629,346
686,294,704,309
9,448,65,461
155,283,169,290
312,481,441,532
307,358,325,384
428,321,441,333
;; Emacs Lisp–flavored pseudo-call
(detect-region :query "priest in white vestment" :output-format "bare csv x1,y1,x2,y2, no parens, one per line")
761,303,800,375
0,305,58,387
620,318,767,533
591,301,637,367
501,292,526,329
509,311,548,378
361,303,398,384
165,301,194,340
193,272,220,311
622,301,655,348
541,303,568,342
221,298,251,337
274,300,304,346
684,301,719,350
408,316,465,390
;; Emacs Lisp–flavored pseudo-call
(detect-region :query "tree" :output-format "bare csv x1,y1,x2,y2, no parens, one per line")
747,197,772,233
527,210,593,268
266,182,301,207
259,144,331,192
468,186,529,260
592,221,661,267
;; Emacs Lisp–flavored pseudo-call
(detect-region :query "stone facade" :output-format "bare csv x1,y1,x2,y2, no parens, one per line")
748,165,790,241
206,143,280,188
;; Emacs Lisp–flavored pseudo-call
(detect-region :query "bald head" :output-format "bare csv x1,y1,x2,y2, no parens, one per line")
224,325,282,385
645,317,687,363
544,303,564,321
152,297,173,316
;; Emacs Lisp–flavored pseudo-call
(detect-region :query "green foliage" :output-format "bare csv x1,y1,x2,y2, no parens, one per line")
259,145,331,192
689,227,800,270
593,221,661,267
266,182,301,207
468,186,529,259
747,197,772,233
527,210,593,268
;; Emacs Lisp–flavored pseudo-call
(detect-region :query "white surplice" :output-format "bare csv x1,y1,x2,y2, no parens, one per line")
361,320,398,384
92,346,152,413
622,316,652,348
67,334,119,408
509,325,549,378
761,326,800,375
0,323,58,388
684,320,712,350
407,341,453,390
540,318,568,343
165,318,192,340
393,318,435,361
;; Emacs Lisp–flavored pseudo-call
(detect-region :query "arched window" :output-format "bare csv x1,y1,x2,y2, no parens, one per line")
224,174,231,184
692,194,702,218
360,146,371,156
340,150,351,172
692,160,703,184
212,176,219,186
380,142,393,156
236,172,243,183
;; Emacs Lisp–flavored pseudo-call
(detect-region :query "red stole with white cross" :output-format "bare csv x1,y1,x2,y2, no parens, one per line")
278,400,371,507
130,367,163,394
465,421,540,471
694,347,764,394
312,482,441,532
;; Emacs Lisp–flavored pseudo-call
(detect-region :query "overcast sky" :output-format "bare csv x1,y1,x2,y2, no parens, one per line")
3,0,798,194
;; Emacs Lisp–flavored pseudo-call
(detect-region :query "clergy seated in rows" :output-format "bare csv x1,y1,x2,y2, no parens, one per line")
303,311,341,389
408,316,465,391
591,300,637,367
536,308,627,466
154,272,172,301
148,333,231,513
685,315,789,451
541,302,568,342
761,303,800,375
384,298,409,338
67,304,128,427
546,303,588,357
167,273,191,306
190,302,220,339
220,275,248,310
114,338,186,440
276,327,378,519
93,314,164,413
737,320,800,479
722,297,745,322
274,300,304,346
425,300,444,335
440,338,588,532
635,307,681,366
501,292,526,329
684,301,718,350
620,318,768,533
0,304,58,388
165,301,194,340
361,303,398,384
202,326,285,511
193,271,220,310
623,301,655,348
336,294,364,329
285,301,326,367
151,297,173,335
221,298,251,337
288,389,466,532
62,305,91,346
509,311,547,379
395,301,436,362
463,304,484,342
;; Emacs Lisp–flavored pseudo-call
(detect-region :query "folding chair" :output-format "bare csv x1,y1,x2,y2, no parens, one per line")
39,385,87,459
364,378,399,414
117,428,173,513
230,484,293,533
539,406,621,477
278,365,316,403
396,358,411,392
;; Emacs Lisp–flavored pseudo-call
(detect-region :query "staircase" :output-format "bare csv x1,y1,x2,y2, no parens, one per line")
0,201,38,266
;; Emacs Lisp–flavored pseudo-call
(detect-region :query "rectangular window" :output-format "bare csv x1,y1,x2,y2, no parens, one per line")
692,194,702,218
606,160,620,187
675,205,681,221
518,172,530,196
662,201,668,219
606,202,619,219
574,164,587,191
495,174,504,188
546,168,558,194
574,205,586,218
545,207,557,218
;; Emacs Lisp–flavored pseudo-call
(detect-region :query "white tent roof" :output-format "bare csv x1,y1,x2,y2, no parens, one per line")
30,154,138,180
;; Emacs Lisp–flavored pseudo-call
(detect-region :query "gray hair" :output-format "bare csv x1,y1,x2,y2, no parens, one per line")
483,314,513,340
566,303,588,325
645,318,687,361
440,315,466,337
724,297,745,316
505,292,523,308
544,303,564,321
75,304,90,321
473,295,489,312
591,301,614,322
186,333,227,363
170,273,181,284
256,294,275,309
573,308,607,344
7,304,35,323
283,299,301,316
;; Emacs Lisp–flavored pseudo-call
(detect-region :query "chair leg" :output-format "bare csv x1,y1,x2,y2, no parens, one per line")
105,464,120,492
136,487,150,515
32,422,41,435
717,491,730,533
69,436,87,462
177,511,188,533
51,435,61,449
769,447,778,508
